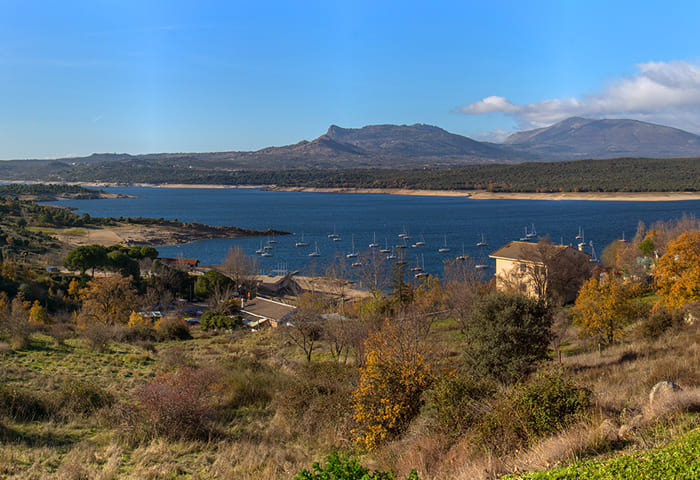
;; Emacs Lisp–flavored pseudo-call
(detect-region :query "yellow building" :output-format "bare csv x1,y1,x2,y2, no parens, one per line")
489,241,591,304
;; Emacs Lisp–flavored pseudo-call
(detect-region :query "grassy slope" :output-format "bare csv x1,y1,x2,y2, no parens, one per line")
505,428,700,479
0,316,698,479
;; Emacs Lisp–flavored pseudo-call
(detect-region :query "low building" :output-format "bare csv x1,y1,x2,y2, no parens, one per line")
240,296,296,328
490,241,591,304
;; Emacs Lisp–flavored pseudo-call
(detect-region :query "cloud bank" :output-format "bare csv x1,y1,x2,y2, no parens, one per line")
457,61,700,134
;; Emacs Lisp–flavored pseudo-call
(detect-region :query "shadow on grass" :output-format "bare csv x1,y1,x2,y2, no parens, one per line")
0,422,81,448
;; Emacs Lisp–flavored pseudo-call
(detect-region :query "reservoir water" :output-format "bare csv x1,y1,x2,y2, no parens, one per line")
51,187,700,279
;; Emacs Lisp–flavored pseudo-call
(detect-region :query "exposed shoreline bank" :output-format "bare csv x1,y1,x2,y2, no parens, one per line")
9,180,700,201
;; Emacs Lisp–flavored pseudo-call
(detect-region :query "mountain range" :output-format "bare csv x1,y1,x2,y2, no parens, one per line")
1,118,700,182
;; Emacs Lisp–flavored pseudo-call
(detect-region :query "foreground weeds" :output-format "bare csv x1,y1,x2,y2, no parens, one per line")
0,315,698,479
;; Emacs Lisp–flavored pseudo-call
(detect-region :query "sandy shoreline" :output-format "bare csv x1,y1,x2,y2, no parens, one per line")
81,183,700,201
9,180,700,201
264,186,700,202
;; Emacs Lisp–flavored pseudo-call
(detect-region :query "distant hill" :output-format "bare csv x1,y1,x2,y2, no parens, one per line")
504,117,700,159
3,118,700,185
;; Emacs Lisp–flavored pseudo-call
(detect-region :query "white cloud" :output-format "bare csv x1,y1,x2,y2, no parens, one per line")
456,61,700,133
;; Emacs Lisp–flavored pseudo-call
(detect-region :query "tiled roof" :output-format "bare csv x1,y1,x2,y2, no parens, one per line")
489,241,573,262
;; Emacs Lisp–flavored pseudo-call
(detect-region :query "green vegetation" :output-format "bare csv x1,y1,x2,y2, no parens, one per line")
2,156,700,192
0,183,105,199
505,428,700,479
294,452,419,480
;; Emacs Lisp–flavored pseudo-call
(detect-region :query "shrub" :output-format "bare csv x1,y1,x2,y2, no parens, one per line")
222,356,286,410
425,373,494,438
352,322,435,451
81,323,122,352
0,384,49,421
294,451,419,480
463,293,552,384
478,369,592,453
54,379,114,416
156,318,192,341
640,305,683,340
276,362,357,435
200,311,242,331
134,366,222,440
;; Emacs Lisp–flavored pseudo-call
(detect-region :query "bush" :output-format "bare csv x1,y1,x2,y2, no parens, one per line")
641,306,683,340
294,451,419,480
0,384,49,421
54,379,114,416
200,311,242,331
463,293,552,384
276,362,357,435
222,356,286,410
426,373,494,438
81,323,122,352
156,318,192,341
133,366,222,440
478,369,592,453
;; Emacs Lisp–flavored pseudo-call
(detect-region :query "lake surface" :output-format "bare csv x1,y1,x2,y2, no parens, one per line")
51,187,700,279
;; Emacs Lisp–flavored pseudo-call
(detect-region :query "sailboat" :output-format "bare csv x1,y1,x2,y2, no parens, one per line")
438,235,450,253
379,238,391,254
346,235,358,258
456,243,467,261
577,230,586,250
526,223,537,238
295,232,309,247
575,226,584,240
589,241,598,263
255,241,264,255
328,225,340,239
369,232,380,248
475,260,489,270
410,254,423,273
308,242,321,257
414,234,426,246
477,233,488,247
519,226,531,241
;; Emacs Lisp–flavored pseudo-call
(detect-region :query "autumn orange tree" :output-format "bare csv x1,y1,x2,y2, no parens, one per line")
79,274,138,325
654,230,700,310
351,319,435,451
573,274,634,346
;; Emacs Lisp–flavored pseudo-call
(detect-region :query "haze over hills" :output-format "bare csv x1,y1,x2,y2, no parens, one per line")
2,118,700,184
504,117,700,159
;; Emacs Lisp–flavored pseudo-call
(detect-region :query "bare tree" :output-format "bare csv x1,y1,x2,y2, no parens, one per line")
443,257,486,334
283,308,324,363
325,253,350,313
353,248,391,298
220,246,259,295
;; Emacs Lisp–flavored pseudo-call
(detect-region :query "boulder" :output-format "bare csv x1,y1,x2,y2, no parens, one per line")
649,381,682,405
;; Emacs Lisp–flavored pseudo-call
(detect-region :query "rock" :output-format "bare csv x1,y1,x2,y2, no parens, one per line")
649,381,682,405
597,419,619,442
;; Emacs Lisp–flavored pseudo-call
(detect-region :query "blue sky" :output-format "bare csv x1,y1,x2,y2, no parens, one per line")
2,0,700,159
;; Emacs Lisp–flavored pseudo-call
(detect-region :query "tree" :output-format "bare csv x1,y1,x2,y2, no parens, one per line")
220,246,259,296
463,292,552,384
573,274,634,346
28,300,47,325
193,270,235,300
79,275,138,325
106,249,140,280
443,257,487,334
654,230,700,309
351,319,435,451
64,245,108,276
283,308,324,363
